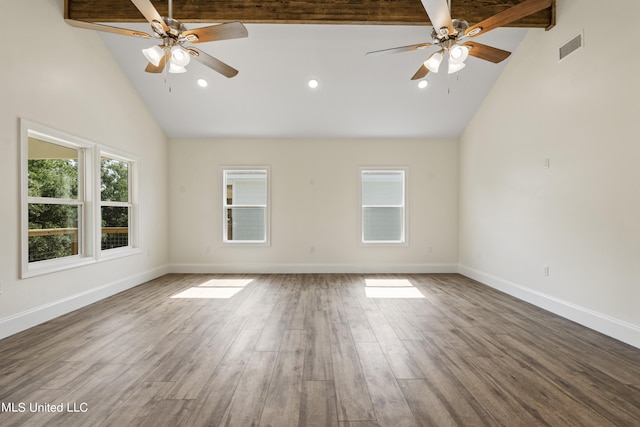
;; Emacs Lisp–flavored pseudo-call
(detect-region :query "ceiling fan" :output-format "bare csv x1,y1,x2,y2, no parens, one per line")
65,0,248,78
367,0,552,80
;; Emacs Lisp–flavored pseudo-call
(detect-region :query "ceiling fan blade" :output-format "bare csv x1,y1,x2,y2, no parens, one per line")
465,0,552,37
131,0,169,34
366,42,433,56
65,19,152,39
144,51,170,73
188,47,239,78
420,0,454,35
411,64,430,80
182,22,248,43
463,41,511,63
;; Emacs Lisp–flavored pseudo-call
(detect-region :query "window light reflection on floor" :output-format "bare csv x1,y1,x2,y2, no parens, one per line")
364,278,425,298
171,278,253,299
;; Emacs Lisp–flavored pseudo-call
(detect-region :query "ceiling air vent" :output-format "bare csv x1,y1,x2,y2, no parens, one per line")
559,32,583,61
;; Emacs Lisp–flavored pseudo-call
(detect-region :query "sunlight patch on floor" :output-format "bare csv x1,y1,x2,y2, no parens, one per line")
364,278,425,298
171,278,254,299
365,279,413,287
198,278,254,287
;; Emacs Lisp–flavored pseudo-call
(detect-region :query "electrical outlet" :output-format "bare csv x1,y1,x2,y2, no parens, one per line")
543,265,550,277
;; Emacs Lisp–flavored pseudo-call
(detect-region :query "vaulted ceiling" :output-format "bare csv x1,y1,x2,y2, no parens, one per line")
64,1,555,139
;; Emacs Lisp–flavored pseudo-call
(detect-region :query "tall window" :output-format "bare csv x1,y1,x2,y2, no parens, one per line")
27,138,84,262
360,169,406,244
100,155,133,251
223,169,269,244
21,120,95,277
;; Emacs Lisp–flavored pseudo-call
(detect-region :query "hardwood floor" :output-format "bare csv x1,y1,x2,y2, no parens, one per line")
1,273,640,426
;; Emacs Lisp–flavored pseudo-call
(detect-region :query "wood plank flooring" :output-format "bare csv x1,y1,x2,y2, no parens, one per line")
1,273,640,426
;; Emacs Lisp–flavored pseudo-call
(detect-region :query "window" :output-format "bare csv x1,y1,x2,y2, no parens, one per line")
21,120,94,276
360,169,406,244
100,153,136,252
21,120,140,277
223,169,269,244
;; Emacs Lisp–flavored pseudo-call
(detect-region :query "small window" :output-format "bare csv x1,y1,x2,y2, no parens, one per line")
360,169,406,244
100,154,135,252
223,169,269,244
21,120,94,277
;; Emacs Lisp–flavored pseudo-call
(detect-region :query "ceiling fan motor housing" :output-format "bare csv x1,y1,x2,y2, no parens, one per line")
162,17,186,38
432,19,469,43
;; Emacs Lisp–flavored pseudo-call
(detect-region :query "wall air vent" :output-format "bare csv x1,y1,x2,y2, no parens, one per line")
559,32,583,61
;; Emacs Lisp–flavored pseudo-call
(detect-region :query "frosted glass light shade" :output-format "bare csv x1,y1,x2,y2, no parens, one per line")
424,51,443,73
171,46,191,67
168,63,187,73
449,45,469,64
448,61,466,74
142,45,164,67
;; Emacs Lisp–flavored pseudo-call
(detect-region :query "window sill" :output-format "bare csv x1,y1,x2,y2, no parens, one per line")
22,256,98,279
21,248,142,279
360,241,409,247
223,240,271,247
99,247,143,261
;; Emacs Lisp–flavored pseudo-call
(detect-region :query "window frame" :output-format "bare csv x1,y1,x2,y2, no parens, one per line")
221,167,270,246
20,119,142,278
20,120,96,277
359,167,408,246
97,148,140,259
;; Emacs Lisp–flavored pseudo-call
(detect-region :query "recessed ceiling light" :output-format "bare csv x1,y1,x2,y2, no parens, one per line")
308,79,319,89
197,78,208,88
418,80,429,89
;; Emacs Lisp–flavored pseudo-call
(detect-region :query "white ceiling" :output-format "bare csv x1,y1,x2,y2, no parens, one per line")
98,23,527,139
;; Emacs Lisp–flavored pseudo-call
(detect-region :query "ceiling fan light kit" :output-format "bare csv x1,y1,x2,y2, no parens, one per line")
65,0,248,78
367,0,553,83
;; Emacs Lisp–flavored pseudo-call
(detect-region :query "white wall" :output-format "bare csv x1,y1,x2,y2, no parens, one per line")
169,138,458,273
0,0,170,338
459,0,640,347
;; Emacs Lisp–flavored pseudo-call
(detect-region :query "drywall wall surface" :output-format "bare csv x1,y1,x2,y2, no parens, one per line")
459,0,640,345
0,0,169,338
169,137,458,273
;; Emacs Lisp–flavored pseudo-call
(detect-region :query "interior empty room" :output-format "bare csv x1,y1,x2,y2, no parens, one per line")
2,0,639,425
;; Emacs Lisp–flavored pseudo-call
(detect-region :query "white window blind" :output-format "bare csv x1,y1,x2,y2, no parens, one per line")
361,170,405,243
223,169,268,243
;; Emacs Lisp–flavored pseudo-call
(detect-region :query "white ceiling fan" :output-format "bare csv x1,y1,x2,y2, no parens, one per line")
367,0,552,80
66,0,248,78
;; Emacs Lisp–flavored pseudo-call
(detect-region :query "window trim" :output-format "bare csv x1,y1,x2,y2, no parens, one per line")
221,166,270,246
97,147,141,259
359,167,408,246
20,119,96,278
20,119,142,278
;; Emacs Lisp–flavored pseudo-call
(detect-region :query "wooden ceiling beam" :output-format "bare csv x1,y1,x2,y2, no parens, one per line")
65,0,554,28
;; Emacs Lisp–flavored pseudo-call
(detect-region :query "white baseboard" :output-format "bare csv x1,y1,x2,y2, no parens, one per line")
458,264,640,350
170,262,459,275
0,265,170,340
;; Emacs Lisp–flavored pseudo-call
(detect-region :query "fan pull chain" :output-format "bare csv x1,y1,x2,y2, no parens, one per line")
446,68,462,95
163,58,172,93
